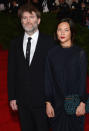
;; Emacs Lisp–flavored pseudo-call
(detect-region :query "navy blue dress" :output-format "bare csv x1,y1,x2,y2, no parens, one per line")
45,44,87,131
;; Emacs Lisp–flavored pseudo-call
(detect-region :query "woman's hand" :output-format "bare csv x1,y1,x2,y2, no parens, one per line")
76,102,86,116
46,102,55,118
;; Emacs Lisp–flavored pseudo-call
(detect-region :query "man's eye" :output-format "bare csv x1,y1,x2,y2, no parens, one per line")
23,17,27,19
30,16,35,19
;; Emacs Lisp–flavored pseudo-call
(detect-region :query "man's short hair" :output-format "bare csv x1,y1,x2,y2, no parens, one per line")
18,3,41,19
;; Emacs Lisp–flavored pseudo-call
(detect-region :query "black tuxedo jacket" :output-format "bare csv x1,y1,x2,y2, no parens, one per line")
8,32,55,107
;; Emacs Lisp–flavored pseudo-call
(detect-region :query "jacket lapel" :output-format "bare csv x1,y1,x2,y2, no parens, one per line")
29,33,42,68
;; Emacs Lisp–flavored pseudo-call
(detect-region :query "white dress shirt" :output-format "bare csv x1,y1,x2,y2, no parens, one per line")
23,30,39,65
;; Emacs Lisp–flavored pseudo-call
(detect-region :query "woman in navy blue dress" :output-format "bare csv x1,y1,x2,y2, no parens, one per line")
45,18,87,131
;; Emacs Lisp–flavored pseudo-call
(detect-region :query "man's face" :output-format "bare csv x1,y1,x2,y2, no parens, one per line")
21,11,40,35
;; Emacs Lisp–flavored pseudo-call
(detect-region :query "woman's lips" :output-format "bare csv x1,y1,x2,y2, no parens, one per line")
61,36,65,39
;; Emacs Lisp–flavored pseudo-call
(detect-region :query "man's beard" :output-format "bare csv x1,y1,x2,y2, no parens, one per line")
22,23,38,34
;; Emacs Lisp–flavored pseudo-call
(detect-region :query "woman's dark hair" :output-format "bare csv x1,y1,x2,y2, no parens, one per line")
56,18,76,43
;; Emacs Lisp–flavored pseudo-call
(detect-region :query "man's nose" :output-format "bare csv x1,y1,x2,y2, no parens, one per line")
27,17,31,22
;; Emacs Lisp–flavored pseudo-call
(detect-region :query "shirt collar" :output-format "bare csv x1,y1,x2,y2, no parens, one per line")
24,30,39,41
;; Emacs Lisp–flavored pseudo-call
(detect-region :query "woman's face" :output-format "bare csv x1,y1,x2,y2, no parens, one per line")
57,22,72,46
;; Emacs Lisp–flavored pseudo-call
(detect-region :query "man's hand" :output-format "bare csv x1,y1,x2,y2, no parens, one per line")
10,100,18,111
76,102,86,116
46,102,55,118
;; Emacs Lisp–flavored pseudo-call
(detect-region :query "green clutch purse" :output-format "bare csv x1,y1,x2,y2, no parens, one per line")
64,95,89,115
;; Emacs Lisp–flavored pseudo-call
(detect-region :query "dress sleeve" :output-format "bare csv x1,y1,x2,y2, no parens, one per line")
79,50,87,103
45,55,55,103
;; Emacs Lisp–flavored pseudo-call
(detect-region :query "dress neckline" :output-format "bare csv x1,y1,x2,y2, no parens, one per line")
59,44,74,49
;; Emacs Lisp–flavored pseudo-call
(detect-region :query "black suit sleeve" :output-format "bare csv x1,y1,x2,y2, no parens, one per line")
7,40,17,101
79,50,87,103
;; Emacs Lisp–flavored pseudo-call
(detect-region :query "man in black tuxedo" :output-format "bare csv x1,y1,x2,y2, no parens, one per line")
8,3,55,131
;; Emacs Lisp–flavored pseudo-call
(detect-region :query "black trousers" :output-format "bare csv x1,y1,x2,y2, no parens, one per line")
18,105,49,131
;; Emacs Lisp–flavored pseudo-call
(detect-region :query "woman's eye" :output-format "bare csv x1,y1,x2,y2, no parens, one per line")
65,28,70,31
65,30,69,31
57,29,61,31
